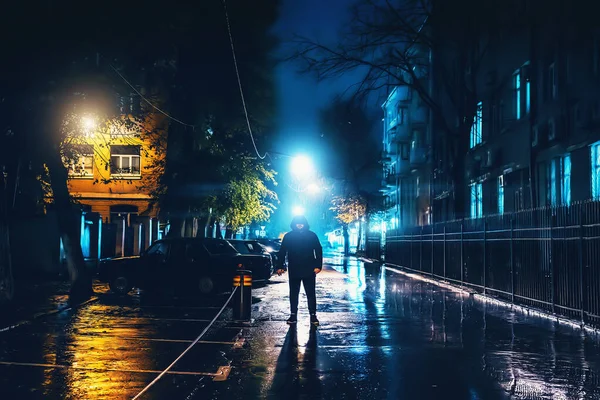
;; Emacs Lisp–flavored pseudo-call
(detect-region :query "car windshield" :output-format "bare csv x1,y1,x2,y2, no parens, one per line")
203,240,238,255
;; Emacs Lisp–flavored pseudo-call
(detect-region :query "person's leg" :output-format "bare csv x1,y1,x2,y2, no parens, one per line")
302,274,317,315
288,277,302,316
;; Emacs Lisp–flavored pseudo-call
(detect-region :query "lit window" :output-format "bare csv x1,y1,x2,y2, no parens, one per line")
548,154,571,206
470,182,483,218
110,145,141,177
66,145,94,178
561,154,571,206
549,159,557,206
470,101,483,148
592,141,600,199
525,78,531,114
498,175,504,214
514,71,521,119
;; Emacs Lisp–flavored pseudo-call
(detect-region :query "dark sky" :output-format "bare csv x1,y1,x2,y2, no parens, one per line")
271,0,361,159
268,0,377,235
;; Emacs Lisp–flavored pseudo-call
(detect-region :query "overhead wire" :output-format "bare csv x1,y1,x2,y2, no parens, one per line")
221,0,267,160
110,65,197,129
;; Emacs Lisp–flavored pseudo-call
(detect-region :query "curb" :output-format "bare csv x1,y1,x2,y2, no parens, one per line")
0,296,99,333
382,262,600,336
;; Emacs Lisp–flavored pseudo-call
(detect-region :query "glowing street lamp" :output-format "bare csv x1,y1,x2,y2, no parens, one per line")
82,116,96,131
290,155,315,179
307,183,320,194
292,205,305,216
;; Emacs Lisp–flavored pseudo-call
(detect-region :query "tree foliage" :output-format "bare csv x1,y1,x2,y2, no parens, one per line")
330,194,367,225
220,162,278,230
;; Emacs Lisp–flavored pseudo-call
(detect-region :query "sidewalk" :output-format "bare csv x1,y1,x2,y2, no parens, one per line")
0,279,106,331
200,254,600,399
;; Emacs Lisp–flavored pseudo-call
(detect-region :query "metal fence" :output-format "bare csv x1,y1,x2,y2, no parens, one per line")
365,233,381,260
385,201,600,328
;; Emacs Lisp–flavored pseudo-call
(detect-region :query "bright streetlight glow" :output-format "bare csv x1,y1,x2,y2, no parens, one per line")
291,155,315,179
292,205,305,216
307,183,320,194
82,116,96,132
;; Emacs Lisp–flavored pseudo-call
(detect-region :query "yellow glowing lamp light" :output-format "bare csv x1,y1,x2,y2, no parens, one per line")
82,116,96,130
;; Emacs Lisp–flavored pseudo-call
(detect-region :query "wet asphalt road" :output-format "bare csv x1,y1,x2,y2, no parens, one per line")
1,253,600,399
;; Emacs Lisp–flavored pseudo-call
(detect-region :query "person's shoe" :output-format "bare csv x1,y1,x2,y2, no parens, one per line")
310,314,319,326
286,314,297,324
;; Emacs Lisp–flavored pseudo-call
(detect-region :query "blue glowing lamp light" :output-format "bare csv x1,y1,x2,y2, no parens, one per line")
292,206,305,216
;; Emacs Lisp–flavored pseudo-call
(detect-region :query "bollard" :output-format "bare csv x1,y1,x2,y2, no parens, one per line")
232,270,252,321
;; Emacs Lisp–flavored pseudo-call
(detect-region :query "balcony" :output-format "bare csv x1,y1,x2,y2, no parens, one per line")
388,124,411,143
384,173,397,187
380,151,393,165
409,144,428,168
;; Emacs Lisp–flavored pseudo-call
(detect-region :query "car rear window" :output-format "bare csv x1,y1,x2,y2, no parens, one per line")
231,242,250,254
203,240,238,255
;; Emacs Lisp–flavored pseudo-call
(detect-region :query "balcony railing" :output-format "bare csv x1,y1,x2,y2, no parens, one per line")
389,124,411,143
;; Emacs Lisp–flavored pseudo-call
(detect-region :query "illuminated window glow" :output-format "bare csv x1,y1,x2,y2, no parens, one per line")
470,182,483,218
470,101,482,148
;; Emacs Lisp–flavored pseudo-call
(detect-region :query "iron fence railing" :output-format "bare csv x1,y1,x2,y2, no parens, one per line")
385,201,600,329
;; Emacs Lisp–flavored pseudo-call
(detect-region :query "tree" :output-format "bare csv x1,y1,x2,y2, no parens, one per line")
293,0,519,219
330,194,367,255
319,96,382,251
220,162,278,238
157,0,280,238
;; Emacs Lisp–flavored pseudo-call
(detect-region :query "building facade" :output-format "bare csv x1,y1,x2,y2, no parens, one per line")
381,83,432,231
425,1,600,224
66,100,166,258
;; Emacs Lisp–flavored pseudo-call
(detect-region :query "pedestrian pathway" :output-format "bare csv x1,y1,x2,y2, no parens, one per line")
201,254,600,399
2,255,600,399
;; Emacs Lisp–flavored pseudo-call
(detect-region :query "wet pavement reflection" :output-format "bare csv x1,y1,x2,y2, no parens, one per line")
0,288,241,399
212,253,600,399
1,253,600,399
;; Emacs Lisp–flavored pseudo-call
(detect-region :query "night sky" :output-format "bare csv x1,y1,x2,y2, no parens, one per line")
264,0,362,234
272,0,362,159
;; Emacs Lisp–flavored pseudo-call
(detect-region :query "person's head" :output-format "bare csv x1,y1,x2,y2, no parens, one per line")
290,215,310,232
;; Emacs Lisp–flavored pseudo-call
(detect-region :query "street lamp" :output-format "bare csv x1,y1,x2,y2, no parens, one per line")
290,155,315,179
82,116,96,131
307,183,320,194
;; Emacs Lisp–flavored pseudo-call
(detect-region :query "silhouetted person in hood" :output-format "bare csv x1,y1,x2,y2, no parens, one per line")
276,215,323,326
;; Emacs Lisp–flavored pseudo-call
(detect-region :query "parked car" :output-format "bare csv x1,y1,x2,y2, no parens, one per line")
226,239,274,277
256,238,283,267
98,238,273,295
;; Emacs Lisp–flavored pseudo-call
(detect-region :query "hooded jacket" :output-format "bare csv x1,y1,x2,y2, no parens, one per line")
278,216,323,278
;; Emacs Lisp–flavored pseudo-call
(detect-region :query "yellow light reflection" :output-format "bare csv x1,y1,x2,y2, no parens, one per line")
42,305,158,399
